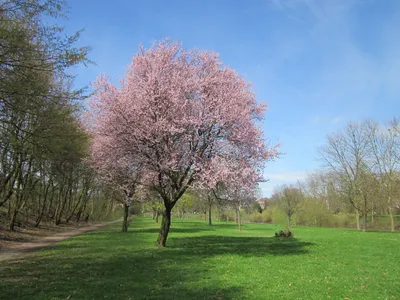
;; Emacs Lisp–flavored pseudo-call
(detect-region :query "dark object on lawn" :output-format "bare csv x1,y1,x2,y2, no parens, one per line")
275,230,293,238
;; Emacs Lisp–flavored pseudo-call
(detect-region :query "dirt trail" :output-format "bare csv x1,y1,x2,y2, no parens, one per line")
0,220,120,262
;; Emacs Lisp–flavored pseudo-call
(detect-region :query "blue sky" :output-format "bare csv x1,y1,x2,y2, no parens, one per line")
63,0,400,197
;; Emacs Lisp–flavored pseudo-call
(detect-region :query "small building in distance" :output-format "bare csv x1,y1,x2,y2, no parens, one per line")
256,198,269,210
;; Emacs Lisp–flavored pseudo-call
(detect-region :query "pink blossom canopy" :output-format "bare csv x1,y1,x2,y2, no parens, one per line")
87,40,278,200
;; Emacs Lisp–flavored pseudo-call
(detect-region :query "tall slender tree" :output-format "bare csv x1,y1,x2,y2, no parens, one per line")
273,184,304,228
367,119,400,232
319,122,372,231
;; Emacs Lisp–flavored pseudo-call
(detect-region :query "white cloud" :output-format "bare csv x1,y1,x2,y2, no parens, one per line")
310,115,343,126
267,0,400,117
265,170,308,181
330,116,343,125
311,115,321,125
269,0,360,21
259,170,308,197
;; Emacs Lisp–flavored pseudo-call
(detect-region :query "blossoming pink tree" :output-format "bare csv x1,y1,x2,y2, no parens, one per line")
90,134,143,232
88,40,278,247
87,84,143,232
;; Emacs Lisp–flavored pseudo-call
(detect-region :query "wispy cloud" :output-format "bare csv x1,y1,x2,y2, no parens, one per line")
269,0,360,21
310,115,344,126
311,116,321,125
64,0,400,200
260,170,308,196
330,116,343,125
266,0,400,117
264,170,308,182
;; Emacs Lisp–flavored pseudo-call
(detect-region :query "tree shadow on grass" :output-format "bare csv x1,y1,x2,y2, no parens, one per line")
0,226,315,299
208,223,239,229
133,227,216,234
169,235,314,257
131,220,218,234
341,228,386,234
1,246,243,300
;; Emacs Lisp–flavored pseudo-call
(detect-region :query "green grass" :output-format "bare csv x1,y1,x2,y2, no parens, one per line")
1,217,400,299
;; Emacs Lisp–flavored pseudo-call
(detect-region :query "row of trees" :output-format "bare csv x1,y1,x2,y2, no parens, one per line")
142,184,259,230
261,119,400,232
318,119,400,231
0,0,121,231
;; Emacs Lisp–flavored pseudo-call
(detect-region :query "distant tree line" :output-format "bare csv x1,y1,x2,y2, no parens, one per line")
141,184,259,231
250,119,400,232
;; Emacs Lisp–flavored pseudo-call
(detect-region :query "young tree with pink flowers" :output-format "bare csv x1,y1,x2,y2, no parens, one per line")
88,40,278,247
87,87,143,232
90,134,142,232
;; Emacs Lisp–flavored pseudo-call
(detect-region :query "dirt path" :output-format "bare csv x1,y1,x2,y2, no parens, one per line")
0,220,120,262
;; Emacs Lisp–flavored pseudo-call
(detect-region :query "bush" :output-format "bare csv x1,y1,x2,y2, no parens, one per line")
249,212,263,223
243,198,400,231
129,203,143,216
371,215,400,230
328,213,353,228
218,210,236,222
261,208,274,223
274,230,293,238
248,205,286,225
296,200,327,227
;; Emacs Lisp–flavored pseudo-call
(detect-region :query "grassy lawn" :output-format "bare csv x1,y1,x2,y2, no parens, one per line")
1,217,399,300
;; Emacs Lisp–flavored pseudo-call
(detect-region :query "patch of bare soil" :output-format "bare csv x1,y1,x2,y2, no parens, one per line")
0,220,120,262
0,221,94,249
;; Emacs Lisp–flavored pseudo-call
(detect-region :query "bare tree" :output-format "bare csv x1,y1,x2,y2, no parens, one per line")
213,182,258,231
273,184,303,228
303,171,345,214
319,122,372,231
367,119,400,231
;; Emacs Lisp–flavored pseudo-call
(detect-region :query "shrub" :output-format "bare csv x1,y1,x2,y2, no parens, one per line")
249,212,263,223
218,210,236,222
274,230,293,238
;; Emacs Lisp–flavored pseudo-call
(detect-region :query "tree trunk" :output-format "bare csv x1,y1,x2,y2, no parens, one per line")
122,203,130,232
152,210,156,220
204,210,207,221
371,211,375,228
76,211,82,223
362,212,367,232
35,182,51,227
76,196,90,223
66,187,86,223
235,208,239,223
0,159,21,207
237,207,242,232
35,215,43,228
9,207,18,231
157,206,172,247
287,215,291,228
389,207,395,232
155,209,159,223
208,203,212,226
55,186,70,226
47,184,56,220
356,211,360,230
362,195,368,232
9,168,24,231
